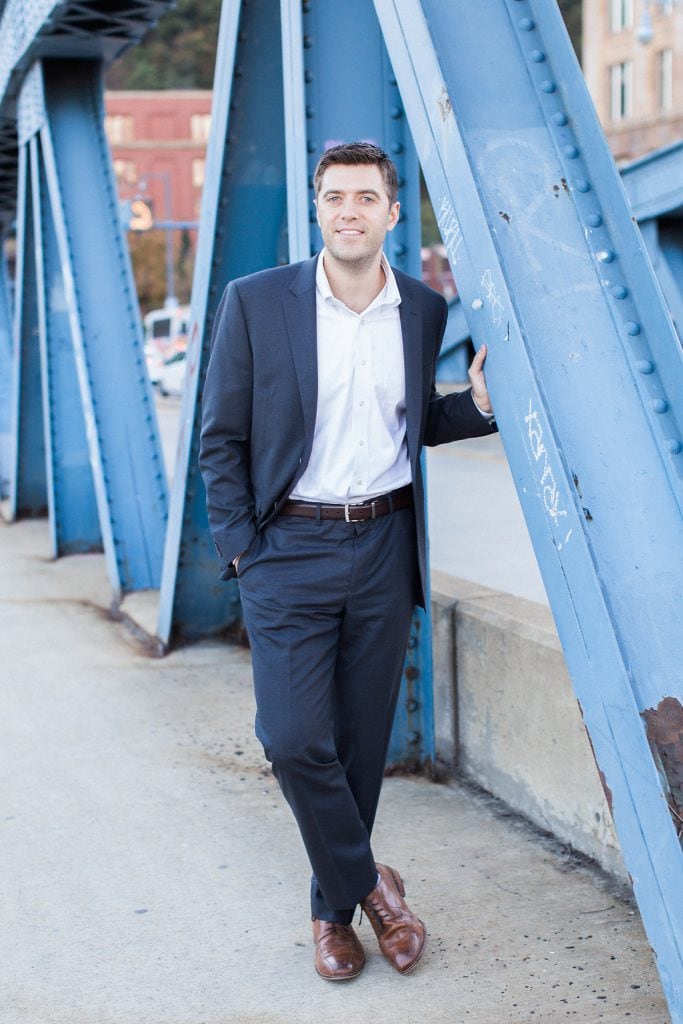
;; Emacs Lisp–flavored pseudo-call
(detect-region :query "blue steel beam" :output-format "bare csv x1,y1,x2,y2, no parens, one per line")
437,296,471,381
621,140,683,221
0,243,11,497
29,131,100,555
38,58,167,595
372,0,683,1015
0,1,174,252
640,218,683,346
9,141,47,518
158,0,287,645
280,0,431,770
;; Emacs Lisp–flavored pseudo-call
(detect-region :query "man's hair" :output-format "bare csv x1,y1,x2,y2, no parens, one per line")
313,142,399,206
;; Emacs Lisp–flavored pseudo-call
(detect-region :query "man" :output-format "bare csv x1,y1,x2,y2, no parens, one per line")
199,142,496,981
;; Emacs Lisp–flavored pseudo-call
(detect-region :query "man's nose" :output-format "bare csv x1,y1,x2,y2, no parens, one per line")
339,200,359,218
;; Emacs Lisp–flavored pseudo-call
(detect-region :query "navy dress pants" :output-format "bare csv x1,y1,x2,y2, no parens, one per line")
237,505,419,925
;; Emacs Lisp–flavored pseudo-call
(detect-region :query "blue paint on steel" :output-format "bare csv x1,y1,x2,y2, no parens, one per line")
0,244,12,497
639,218,683,347
437,296,471,382
158,0,287,645
280,0,433,769
372,0,683,1015
30,133,101,556
621,140,683,221
9,142,46,518
39,59,167,595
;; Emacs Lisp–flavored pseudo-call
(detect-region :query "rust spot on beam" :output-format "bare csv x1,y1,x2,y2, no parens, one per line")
641,697,683,840
577,701,614,815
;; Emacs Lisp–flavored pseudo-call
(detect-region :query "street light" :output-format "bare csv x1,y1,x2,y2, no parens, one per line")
637,0,677,44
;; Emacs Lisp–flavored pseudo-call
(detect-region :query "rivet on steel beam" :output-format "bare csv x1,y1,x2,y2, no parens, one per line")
611,284,627,298
563,145,579,158
519,18,535,30
408,731,421,746
651,399,668,414
388,75,397,86
304,71,313,84
575,178,591,193
666,439,682,454
406,698,419,713
530,50,546,62
597,249,615,263
586,213,603,228
553,111,569,126
394,244,407,257
391,142,404,154
390,107,403,119
305,106,314,119
303,34,313,48
637,359,654,374
540,80,556,93
625,321,641,336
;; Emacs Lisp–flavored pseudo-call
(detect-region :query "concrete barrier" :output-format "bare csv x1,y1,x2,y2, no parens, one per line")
431,570,627,880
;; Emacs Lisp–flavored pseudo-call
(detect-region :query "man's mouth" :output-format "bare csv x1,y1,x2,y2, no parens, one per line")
337,229,363,236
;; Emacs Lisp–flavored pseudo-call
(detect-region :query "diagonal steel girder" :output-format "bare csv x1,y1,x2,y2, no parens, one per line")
371,0,683,1016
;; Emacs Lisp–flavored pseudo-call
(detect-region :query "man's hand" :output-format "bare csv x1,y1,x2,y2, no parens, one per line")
468,344,493,415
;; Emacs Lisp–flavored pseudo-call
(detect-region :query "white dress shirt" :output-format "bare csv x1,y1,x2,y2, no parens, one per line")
290,250,412,504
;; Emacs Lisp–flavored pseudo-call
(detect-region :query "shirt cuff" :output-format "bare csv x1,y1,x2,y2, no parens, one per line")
472,394,495,419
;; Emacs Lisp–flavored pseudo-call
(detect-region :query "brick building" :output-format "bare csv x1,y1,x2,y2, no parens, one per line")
583,0,682,162
104,89,212,229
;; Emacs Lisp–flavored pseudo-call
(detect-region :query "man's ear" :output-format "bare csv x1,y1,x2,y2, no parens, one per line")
387,200,400,232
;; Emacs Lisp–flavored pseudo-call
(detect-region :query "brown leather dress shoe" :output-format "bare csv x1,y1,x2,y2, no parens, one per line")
360,863,427,974
312,918,365,981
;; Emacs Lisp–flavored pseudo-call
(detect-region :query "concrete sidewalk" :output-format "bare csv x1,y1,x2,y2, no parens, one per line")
0,519,670,1024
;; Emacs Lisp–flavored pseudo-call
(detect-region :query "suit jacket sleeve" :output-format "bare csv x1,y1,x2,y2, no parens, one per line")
422,298,498,446
199,281,258,579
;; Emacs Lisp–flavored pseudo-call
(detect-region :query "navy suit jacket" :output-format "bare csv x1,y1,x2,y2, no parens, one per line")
199,255,497,608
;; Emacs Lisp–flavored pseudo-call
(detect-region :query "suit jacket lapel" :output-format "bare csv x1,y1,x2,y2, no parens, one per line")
283,257,318,462
398,284,423,468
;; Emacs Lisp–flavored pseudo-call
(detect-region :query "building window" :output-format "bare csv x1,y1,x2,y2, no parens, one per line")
105,115,134,144
610,61,633,122
190,113,212,144
659,49,673,111
192,158,206,189
610,0,633,31
113,159,137,186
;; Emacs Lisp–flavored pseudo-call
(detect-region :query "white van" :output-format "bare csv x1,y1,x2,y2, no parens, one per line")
143,305,190,387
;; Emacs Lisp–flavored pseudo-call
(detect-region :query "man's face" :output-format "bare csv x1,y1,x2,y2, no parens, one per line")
315,163,400,268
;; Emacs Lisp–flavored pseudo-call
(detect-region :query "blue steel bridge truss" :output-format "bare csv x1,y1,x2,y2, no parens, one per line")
0,2,681,1017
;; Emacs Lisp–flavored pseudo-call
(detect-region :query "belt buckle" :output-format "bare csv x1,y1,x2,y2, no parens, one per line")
344,502,363,523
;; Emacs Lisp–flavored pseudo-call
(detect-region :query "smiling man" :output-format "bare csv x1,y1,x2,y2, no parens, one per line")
200,142,497,981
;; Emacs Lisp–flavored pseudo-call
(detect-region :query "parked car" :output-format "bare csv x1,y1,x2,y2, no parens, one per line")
144,343,165,387
157,350,187,397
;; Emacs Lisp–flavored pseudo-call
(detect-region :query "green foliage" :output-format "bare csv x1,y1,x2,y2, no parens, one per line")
106,0,222,90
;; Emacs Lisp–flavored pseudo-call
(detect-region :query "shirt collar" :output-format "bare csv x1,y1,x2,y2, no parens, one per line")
316,249,401,313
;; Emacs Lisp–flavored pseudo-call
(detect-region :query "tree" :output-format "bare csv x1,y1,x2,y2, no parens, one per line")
106,0,222,90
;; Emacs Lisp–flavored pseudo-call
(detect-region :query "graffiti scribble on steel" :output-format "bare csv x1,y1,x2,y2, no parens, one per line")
480,268,505,329
524,400,570,539
436,195,463,267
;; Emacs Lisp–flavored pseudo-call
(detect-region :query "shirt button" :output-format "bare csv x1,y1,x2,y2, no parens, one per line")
357,479,362,485
359,440,364,446
359,400,365,407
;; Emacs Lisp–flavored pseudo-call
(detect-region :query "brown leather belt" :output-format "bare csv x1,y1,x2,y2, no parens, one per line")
279,484,413,523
